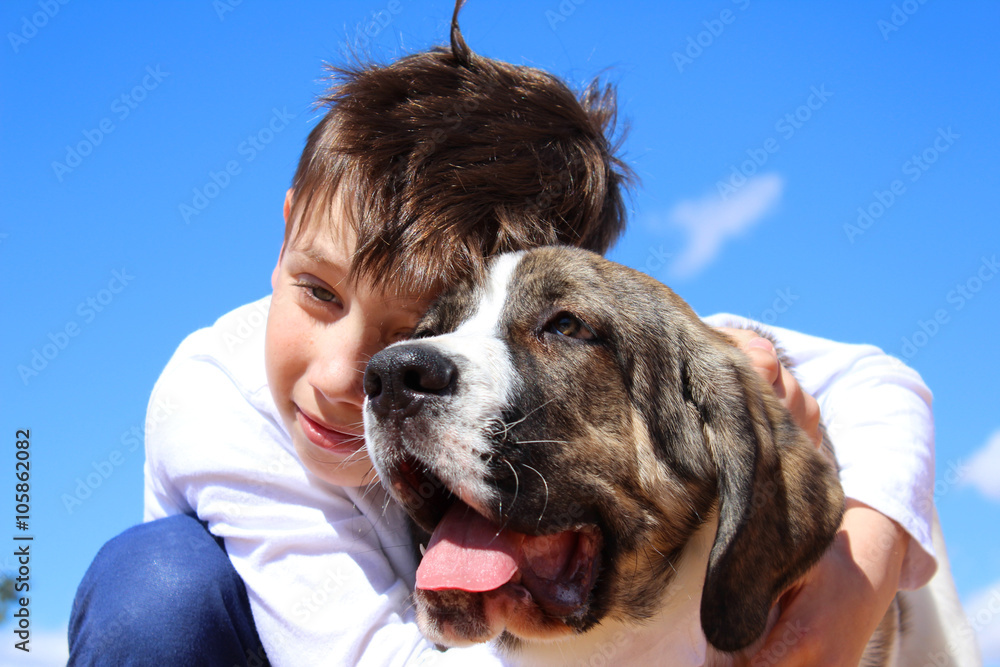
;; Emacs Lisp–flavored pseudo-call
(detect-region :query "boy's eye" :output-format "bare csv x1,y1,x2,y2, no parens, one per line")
294,280,341,305
310,285,336,302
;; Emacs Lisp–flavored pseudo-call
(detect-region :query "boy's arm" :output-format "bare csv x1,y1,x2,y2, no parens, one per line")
143,396,192,522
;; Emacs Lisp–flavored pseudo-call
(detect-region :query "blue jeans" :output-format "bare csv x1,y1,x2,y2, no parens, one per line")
69,514,269,666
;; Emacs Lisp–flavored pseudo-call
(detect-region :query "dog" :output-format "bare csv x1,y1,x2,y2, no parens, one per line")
363,246,975,666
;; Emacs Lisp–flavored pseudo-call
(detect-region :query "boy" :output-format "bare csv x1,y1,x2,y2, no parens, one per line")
70,12,936,667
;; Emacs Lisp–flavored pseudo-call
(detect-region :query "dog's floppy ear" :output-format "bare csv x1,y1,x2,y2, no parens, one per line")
587,257,843,651
688,343,845,653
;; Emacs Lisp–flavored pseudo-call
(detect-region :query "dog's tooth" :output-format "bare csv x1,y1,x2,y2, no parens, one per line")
419,543,427,556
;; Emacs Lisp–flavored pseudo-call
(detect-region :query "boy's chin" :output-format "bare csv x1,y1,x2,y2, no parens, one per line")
292,439,379,488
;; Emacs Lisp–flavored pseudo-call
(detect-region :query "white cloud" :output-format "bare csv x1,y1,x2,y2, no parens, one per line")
0,627,68,666
962,429,1000,501
965,580,1000,664
666,173,784,279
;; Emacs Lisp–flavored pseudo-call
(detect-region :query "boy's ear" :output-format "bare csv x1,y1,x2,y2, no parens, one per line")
271,253,283,291
272,188,294,290
283,188,294,224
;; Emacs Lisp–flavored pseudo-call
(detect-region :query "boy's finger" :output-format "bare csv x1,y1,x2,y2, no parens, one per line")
744,336,782,386
715,327,782,385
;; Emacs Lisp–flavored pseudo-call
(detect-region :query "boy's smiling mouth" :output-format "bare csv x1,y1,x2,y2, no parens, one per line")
296,408,365,455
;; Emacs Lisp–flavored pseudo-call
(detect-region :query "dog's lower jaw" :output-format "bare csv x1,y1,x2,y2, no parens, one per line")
415,584,581,648
413,588,499,647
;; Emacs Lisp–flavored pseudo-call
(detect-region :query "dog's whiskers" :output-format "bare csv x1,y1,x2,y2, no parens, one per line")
333,445,369,469
505,398,556,430
490,474,504,522
490,399,559,442
511,439,569,446
521,463,549,530
498,458,520,537
358,473,387,507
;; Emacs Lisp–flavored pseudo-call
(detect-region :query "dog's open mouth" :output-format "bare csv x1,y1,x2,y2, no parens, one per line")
416,502,603,618
392,448,603,620
389,453,603,620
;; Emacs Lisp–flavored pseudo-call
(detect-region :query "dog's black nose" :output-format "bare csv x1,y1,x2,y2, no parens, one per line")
364,344,458,418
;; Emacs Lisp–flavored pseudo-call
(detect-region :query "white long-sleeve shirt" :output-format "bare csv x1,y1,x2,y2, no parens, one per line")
143,297,936,666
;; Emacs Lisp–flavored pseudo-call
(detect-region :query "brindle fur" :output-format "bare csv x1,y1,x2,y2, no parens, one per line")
369,246,906,663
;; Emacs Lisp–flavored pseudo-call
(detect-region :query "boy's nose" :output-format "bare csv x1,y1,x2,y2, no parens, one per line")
309,320,387,408
364,344,457,419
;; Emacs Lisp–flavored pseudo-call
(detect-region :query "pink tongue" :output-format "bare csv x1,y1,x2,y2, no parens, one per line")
416,503,523,592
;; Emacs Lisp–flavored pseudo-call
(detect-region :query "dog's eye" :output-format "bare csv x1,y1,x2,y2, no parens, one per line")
544,312,596,341
411,326,436,340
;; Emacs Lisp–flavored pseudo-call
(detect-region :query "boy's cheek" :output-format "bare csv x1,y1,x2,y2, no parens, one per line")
263,314,297,420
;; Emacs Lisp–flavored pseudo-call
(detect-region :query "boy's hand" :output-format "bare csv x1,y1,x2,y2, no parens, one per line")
749,500,909,666
717,328,823,448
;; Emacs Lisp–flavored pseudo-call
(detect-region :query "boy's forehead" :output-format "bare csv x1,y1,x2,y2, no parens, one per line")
288,201,354,254
287,186,452,307
286,230,439,308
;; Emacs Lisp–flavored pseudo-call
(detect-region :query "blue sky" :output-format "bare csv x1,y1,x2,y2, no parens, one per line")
2,1,998,664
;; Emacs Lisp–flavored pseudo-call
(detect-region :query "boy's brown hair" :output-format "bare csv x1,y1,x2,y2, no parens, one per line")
287,1,632,294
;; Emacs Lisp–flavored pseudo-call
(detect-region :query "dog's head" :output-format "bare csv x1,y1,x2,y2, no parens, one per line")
363,246,844,653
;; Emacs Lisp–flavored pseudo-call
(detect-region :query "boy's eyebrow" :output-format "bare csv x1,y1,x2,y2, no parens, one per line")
290,247,432,309
290,247,348,273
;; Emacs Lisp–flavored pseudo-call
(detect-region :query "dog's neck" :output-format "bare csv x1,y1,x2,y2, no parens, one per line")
508,515,729,666
509,514,777,667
